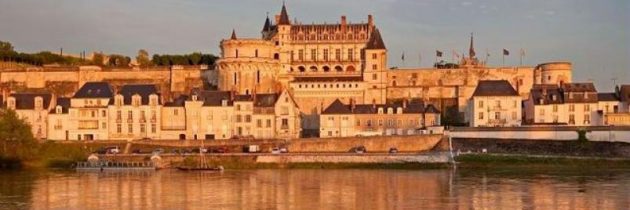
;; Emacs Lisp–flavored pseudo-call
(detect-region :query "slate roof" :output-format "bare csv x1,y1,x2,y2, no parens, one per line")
73,82,113,98
117,84,160,105
561,83,598,103
278,4,290,25
233,93,279,107
597,93,619,102
191,90,233,106
293,76,363,83
10,93,52,110
530,85,564,105
365,28,386,50
472,80,519,97
322,99,439,115
50,97,70,114
164,95,188,107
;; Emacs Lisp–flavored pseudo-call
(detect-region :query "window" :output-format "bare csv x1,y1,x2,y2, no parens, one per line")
128,124,133,133
282,119,289,128
512,112,517,120
584,114,590,124
266,119,272,128
378,119,383,126
495,100,501,107
128,111,133,120
255,49,258,57
335,49,341,61
569,114,575,125
372,53,377,59
236,105,241,111
310,49,317,61
174,109,179,116
117,111,122,120
584,104,590,112
479,112,484,120
494,112,500,120
101,122,106,129
372,74,377,80
569,104,575,112
256,119,262,128
367,120,372,127
140,124,146,133
256,70,260,84
540,109,545,116
553,105,558,112
513,100,518,108
236,115,242,123
323,49,329,61
116,124,122,133
102,110,106,117
479,101,484,108
347,49,353,61
245,115,251,123
372,64,377,70
298,50,304,61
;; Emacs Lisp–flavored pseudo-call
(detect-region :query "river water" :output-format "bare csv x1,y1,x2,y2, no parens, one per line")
0,168,628,209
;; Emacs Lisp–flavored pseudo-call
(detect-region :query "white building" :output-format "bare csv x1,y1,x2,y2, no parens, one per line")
66,82,113,140
524,83,600,126
108,84,162,140
467,80,522,127
4,93,54,139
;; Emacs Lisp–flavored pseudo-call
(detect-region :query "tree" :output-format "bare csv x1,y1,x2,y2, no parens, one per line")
108,54,130,67
92,53,104,66
0,41,14,52
136,49,150,67
0,109,36,160
189,52,202,65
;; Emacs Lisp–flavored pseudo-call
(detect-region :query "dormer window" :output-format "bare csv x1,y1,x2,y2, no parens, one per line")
539,98,544,105
387,108,393,114
378,107,383,114
7,98,15,109
34,97,43,109
132,95,141,106
115,95,123,106
221,99,228,107
56,105,62,114
149,95,158,106
552,95,557,101
584,92,588,99
569,92,573,99
192,94,198,101
396,107,403,114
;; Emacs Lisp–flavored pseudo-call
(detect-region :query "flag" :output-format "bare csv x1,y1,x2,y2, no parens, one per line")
503,49,509,56
401,52,405,61
436,50,443,57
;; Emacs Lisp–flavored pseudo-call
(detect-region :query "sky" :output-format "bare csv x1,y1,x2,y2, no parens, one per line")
0,0,628,91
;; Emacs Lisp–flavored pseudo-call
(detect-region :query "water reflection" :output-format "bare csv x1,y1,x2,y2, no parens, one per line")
2,168,629,209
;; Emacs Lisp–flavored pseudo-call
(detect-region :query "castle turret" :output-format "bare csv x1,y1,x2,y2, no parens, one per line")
363,27,387,104
535,62,572,86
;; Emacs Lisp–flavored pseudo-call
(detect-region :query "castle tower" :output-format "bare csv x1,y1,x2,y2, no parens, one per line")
535,62,572,86
217,30,280,94
363,28,387,104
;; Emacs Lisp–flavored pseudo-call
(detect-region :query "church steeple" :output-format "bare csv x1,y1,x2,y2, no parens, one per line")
230,29,237,40
278,2,290,25
469,32,476,58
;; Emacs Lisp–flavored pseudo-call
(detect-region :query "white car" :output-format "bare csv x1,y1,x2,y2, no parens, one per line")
106,146,120,154
271,148,281,154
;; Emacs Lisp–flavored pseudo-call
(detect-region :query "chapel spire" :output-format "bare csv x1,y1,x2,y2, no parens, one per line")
230,29,237,40
469,32,476,58
278,2,290,25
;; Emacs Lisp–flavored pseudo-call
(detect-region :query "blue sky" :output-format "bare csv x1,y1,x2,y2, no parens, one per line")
0,0,628,91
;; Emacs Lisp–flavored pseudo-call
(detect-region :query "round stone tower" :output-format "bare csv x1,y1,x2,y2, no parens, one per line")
535,62,572,86
217,32,280,94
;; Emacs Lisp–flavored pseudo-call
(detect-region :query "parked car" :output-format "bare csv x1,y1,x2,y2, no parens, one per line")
106,146,120,154
349,145,366,154
210,147,227,153
271,148,281,154
389,147,399,154
279,147,289,153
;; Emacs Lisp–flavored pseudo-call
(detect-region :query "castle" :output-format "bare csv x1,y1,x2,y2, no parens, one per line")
216,4,573,133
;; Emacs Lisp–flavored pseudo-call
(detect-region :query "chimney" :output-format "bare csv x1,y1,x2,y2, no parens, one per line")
341,16,347,28
367,14,373,27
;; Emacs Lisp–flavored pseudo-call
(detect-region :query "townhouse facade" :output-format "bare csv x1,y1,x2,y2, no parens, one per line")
466,80,522,127
320,99,440,138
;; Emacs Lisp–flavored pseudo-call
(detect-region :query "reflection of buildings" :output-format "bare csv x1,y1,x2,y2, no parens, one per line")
26,170,630,209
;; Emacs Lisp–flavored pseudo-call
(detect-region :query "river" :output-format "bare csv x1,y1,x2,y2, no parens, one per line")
0,168,628,209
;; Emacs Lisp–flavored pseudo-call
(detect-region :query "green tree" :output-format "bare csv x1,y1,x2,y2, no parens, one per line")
0,109,37,160
189,52,202,65
136,49,150,67
108,54,130,67
0,41,14,52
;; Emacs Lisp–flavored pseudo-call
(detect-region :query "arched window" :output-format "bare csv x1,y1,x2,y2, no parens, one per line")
323,66,330,72
274,53,279,60
334,66,343,72
392,80,397,87
309,66,318,72
235,49,239,58
346,65,356,72
255,49,258,57
348,33,353,40
298,66,306,72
